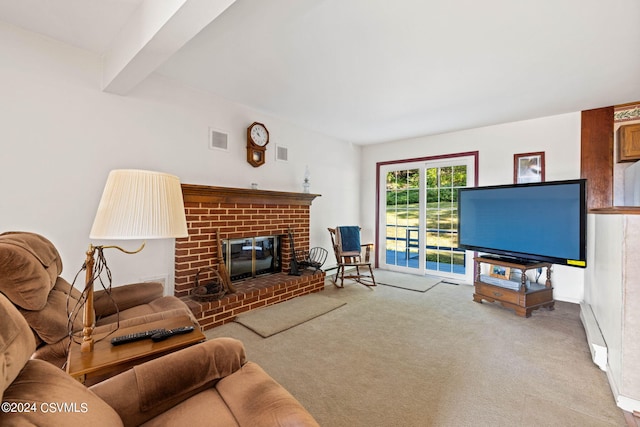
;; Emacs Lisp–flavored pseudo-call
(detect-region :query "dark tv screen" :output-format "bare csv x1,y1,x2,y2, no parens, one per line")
458,179,587,267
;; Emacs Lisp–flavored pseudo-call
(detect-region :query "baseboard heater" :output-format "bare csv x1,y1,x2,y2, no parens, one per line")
579,302,607,371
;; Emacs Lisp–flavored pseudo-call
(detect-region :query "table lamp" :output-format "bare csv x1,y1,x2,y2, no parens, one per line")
80,169,188,352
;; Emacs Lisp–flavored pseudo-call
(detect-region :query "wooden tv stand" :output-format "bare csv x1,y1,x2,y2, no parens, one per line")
473,256,554,317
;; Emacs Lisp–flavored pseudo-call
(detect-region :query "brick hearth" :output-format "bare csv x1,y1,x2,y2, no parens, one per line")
175,184,324,330
182,271,325,330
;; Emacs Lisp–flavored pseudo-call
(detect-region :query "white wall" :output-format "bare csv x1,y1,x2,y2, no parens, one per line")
360,113,586,302
0,22,359,292
0,21,589,301
585,213,640,411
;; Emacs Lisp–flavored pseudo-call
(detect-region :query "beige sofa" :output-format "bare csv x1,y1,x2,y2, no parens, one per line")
0,290,320,426
0,231,197,368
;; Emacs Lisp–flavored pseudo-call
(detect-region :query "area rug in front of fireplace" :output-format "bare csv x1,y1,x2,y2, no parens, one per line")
234,294,346,338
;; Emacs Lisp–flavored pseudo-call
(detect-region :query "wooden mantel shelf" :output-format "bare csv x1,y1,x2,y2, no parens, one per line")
181,183,321,206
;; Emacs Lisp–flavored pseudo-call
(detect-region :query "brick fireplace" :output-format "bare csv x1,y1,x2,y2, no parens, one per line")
175,184,325,330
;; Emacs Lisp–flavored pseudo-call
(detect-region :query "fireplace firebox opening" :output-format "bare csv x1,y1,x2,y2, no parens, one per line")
222,235,282,281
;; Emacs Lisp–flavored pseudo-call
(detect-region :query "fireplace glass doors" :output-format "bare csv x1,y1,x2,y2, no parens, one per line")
223,236,281,281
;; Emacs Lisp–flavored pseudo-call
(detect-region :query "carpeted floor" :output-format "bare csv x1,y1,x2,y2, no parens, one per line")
205,273,626,426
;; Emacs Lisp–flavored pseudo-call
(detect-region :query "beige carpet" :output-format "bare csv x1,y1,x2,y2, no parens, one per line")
206,272,626,426
373,268,442,292
233,293,346,337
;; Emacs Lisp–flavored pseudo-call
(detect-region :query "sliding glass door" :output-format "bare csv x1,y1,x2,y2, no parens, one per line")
379,155,475,280
384,168,422,269
425,164,468,275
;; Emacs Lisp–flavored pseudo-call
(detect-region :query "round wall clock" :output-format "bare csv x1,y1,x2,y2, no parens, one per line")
246,122,269,167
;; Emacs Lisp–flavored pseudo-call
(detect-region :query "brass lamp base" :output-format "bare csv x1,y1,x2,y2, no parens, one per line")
81,242,145,353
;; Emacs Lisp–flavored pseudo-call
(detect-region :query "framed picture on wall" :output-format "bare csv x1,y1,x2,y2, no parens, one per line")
514,151,545,184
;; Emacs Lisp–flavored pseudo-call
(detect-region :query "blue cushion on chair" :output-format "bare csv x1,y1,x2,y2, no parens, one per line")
337,226,361,253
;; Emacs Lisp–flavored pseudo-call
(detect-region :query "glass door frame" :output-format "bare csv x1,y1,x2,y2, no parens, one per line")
379,162,425,274
375,151,479,281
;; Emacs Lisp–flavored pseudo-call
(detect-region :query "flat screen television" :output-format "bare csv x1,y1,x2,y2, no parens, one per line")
457,179,587,267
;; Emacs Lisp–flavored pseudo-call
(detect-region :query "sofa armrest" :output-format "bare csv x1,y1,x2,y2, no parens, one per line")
94,307,197,333
94,281,164,316
217,361,320,427
90,337,245,427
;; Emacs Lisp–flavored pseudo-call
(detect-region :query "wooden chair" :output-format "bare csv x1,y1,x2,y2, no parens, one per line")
328,227,376,288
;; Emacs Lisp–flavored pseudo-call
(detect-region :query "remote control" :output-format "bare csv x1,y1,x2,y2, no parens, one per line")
111,329,166,346
150,326,195,342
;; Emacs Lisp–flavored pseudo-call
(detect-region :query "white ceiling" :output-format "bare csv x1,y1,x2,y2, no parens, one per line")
2,0,640,144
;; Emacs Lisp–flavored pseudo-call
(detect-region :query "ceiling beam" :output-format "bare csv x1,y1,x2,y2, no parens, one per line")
102,0,235,95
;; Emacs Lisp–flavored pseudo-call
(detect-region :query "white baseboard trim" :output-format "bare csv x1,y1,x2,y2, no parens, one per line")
579,302,607,371
555,295,582,304
580,303,640,413
606,367,640,413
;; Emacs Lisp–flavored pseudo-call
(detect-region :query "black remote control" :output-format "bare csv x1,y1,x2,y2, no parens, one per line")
151,326,195,342
111,329,166,346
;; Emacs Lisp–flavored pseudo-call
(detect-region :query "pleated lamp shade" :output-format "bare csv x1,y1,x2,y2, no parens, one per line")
90,170,188,240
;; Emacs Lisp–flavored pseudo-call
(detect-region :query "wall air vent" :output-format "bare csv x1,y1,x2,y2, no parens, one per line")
276,145,288,162
209,128,228,151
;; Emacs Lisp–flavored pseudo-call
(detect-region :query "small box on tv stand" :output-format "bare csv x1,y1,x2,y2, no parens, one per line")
478,274,527,291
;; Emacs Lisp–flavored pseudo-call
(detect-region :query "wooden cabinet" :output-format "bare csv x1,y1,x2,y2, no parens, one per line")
581,107,614,210
472,256,554,317
618,123,640,162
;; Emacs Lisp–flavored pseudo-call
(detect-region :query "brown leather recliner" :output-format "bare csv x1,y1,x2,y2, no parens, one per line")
0,231,197,368
0,291,320,426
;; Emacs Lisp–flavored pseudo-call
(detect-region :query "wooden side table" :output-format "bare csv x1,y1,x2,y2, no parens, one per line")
66,315,205,385
472,256,554,317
